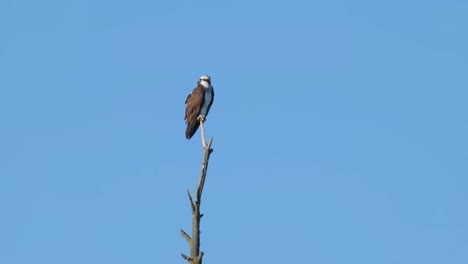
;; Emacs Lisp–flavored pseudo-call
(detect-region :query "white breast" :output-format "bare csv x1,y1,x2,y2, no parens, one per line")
200,86,213,116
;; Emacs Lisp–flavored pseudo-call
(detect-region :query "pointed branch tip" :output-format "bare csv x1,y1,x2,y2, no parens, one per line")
180,229,191,243
186,188,195,211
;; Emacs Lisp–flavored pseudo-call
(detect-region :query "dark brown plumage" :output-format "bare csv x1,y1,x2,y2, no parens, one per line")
184,84,205,139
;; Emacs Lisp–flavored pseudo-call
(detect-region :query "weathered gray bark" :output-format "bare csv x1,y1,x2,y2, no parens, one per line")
180,137,213,264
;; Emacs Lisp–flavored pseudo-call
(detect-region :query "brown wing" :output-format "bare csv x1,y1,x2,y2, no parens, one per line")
184,85,205,139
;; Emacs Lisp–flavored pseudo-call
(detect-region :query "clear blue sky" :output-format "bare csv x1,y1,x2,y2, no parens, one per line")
1,0,467,263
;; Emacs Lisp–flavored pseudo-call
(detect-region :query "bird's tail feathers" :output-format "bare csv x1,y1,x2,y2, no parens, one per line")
185,121,200,139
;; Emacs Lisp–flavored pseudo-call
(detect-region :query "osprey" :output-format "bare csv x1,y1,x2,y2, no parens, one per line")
184,75,214,139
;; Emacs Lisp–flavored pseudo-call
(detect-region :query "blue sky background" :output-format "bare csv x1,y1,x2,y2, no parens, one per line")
1,0,467,263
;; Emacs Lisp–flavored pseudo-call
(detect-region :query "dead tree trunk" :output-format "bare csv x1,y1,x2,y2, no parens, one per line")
180,137,213,264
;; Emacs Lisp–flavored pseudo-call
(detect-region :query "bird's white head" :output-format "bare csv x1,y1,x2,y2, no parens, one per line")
198,75,211,87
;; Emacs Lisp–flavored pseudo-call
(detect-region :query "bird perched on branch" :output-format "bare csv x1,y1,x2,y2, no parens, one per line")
184,75,214,140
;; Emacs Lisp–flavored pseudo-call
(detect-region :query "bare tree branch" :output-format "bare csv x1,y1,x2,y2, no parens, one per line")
181,253,193,263
180,229,191,244
181,134,214,264
186,188,195,212
200,117,206,148
196,137,213,205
